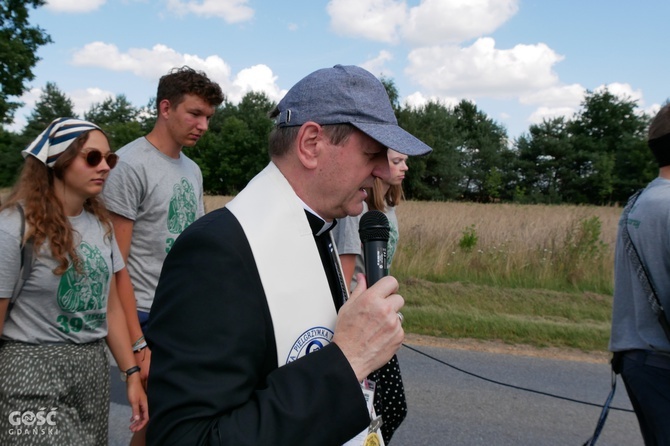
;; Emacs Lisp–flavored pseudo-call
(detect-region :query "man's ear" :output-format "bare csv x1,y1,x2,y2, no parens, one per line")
158,99,172,119
295,122,322,170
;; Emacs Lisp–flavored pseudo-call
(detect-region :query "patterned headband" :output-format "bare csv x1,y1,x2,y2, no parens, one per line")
22,117,101,167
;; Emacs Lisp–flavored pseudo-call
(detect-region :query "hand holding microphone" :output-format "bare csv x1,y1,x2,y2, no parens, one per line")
332,210,405,381
359,210,404,326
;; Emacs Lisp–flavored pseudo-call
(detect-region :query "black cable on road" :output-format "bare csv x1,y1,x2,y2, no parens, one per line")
402,343,634,414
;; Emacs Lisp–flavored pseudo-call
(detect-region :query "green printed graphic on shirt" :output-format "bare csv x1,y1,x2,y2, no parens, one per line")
56,241,109,332
387,220,399,267
167,177,199,234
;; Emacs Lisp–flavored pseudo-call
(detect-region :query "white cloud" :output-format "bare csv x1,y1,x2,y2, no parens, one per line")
403,91,460,110
403,0,519,45
70,87,116,116
288,23,298,31
645,104,662,119
166,0,253,23
405,38,564,98
230,65,286,103
70,42,284,106
327,0,407,44
71,42,233,88
360,51,394,78
327,0,518,46
520,84,585,108
45,0,106,13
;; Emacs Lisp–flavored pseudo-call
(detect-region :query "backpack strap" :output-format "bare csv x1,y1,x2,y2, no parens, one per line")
8,205,34,315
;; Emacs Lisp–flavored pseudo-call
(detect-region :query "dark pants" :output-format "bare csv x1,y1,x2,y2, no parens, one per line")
618,350,670,446
138,310,150,331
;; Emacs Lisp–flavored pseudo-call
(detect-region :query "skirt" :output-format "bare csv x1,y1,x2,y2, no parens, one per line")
0,339,110,446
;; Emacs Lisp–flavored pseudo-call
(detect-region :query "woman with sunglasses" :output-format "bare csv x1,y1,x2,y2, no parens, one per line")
0,118,148,445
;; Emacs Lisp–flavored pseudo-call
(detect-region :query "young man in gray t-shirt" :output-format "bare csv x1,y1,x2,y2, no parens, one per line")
103,68,223,442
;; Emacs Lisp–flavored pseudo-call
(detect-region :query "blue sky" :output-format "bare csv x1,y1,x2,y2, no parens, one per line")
7,0,669,141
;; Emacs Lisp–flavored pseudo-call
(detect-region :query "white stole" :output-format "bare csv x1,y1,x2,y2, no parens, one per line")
226,162,338,366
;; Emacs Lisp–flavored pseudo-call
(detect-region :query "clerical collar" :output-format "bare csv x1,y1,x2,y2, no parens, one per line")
296,198,335,236
302,209,336,236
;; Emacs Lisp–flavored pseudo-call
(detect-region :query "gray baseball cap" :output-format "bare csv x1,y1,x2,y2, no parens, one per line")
275,64,432,156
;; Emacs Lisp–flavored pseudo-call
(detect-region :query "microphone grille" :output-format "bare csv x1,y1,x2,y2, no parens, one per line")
358,210,390,242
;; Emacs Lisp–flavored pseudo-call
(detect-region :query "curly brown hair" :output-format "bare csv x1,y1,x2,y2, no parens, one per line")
157,66,225,110
1,130,113,275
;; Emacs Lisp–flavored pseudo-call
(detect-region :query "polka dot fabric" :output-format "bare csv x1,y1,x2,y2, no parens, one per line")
0,340,110,446
371,354,407,444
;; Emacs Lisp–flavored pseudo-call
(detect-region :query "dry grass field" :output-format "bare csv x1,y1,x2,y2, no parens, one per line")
204,196,621,255
397,200,621,251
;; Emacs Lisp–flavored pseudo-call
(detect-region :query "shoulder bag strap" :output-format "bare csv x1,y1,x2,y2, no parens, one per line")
620,189,670,342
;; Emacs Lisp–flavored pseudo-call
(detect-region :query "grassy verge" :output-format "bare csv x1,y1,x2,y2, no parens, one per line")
400,278,612,352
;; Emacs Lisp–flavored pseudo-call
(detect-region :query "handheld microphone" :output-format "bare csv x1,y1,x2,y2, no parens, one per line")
358,210,390,286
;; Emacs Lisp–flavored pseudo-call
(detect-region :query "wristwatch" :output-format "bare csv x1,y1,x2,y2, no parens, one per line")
120,365,141,382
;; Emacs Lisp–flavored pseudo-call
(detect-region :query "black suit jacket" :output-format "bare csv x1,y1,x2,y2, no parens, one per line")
145,207,369,445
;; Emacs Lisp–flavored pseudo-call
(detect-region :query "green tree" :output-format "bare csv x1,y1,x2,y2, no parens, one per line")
0,0,52,124
0,82,76,186
187,91,274,194
515,117,573,203
0,127,22,187
398,100,461,201
453,100,509,202
380,76,400,111
84,94,144,149
137,97,157,134
568,89,653,204
22,82,76,139
85,94,138,124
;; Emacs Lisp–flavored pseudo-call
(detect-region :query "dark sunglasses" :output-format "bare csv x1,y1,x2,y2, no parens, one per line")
82,150,119,169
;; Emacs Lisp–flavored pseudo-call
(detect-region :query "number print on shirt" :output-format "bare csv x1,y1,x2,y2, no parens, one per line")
55,241,109,332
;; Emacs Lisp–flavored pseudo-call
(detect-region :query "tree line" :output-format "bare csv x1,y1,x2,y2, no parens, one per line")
0,78,659,206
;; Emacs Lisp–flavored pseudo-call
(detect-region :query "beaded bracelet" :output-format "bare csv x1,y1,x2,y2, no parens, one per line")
132,335,145,348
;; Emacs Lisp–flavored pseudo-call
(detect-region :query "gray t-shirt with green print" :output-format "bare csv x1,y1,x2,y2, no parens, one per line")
0,207,124,343
102,137,205,312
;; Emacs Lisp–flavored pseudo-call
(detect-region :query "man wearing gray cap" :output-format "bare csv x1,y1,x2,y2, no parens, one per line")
610,104,670,445
145,65,432,446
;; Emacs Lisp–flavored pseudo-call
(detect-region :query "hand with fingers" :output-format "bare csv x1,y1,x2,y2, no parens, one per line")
332,274,405,381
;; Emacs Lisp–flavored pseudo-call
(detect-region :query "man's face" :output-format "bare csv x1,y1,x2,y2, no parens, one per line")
315,128,390,220
166,93,216,148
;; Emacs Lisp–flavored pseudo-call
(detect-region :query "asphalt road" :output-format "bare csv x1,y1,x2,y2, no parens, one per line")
108,343,643,446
